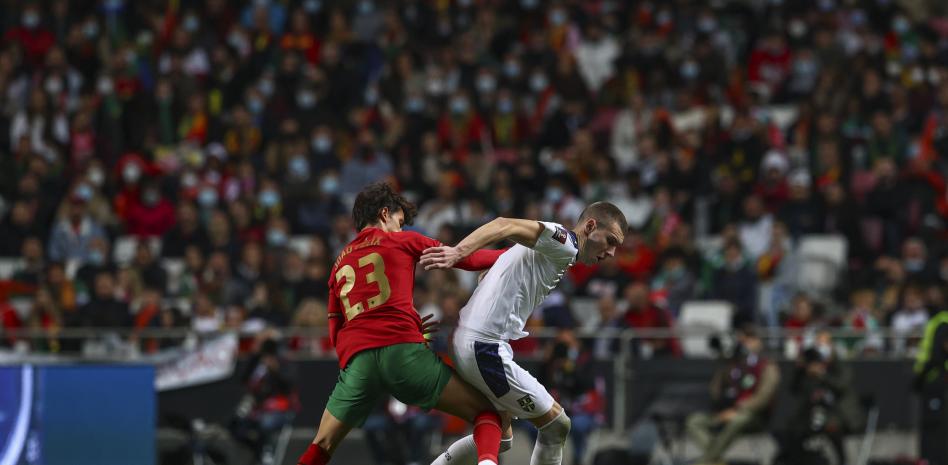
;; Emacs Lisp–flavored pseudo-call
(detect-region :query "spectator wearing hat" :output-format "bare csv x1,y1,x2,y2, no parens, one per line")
778,170,819,240
754,150,790,212
47,184,107,265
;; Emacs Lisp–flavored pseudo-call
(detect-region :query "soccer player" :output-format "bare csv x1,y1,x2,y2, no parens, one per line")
420,202,628,465
297,182,504,465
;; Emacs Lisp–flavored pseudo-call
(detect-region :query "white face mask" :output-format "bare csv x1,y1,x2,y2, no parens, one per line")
87,168,105,187
122,163,142,183
45,76,64,95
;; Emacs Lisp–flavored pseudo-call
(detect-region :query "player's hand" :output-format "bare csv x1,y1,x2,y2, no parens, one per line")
420,313,440,338
420,246,462,270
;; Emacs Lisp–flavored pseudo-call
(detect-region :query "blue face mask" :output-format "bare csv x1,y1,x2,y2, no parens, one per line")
289,156,310,180
405,97,425,113
259,190,280,208
476,75,497,94
183,16,200,32
312,135,332,153
497,99,513,114
450,98,469,115
303,0,322,13
248,98,264,114
320,176,339,195
503,61,521,78
89,250,105,266
198,188,218,207
529,74,548,92
267,229,288,247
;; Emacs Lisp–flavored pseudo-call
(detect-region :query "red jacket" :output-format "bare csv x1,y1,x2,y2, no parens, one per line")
126,199,176,237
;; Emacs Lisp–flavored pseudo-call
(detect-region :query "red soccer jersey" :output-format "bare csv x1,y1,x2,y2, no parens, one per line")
329,227,503,368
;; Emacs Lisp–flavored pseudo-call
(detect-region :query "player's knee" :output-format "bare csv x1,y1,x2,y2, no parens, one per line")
537,411,571,445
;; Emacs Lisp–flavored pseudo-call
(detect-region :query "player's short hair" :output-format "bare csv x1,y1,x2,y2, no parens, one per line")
352,181,417,230
578,201,628,233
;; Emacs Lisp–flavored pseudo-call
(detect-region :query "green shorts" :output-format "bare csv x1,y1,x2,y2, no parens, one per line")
326,343,453,427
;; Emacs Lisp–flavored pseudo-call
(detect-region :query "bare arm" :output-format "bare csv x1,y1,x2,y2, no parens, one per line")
419,217,543,270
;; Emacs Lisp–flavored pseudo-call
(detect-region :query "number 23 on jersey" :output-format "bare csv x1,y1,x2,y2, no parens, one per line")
334,252,392,320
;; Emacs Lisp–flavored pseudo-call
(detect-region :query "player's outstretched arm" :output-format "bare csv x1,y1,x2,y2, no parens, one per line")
420,217,543,270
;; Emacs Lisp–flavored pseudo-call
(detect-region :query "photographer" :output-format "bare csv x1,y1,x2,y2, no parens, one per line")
230,333,299,464
776,330,863,465
686,325,779,464
539,331,606,465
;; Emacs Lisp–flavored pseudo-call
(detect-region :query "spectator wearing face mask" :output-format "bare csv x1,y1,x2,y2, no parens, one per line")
4,3,55,69
901,237,937,285
126,181,176,237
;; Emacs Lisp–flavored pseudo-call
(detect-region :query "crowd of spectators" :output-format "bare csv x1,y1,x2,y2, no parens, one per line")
1,0,948,359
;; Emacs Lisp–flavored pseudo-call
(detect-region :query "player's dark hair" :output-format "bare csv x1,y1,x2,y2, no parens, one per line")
352,181,417,230
578,201,628,233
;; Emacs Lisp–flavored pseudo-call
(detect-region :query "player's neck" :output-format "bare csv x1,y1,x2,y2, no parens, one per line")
363,223,392,233
571,226,586,251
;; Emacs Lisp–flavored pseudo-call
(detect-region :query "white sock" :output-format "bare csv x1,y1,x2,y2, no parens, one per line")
430,435,476,465
477,461,497,465
529,438,564,465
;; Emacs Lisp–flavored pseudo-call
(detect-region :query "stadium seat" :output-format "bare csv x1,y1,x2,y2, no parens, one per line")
162,258,186,294
289,235,313,258
797,235,848,297
0,258,23,280
677,301,734,357
570,296,600,327
113,236,162,265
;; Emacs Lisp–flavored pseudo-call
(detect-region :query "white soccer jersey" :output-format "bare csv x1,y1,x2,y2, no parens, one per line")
458,221,578,341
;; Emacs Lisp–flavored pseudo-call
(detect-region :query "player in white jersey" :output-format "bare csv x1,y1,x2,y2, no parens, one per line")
420,202,627,465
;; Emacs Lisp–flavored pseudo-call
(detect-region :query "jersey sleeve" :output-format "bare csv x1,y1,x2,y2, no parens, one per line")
395,230,441,258
532,221,579,261
326,275,343,346
455,248,507,270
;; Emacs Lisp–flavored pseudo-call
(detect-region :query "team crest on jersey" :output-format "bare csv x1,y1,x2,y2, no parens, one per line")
553,226,568,244
518,394,536,412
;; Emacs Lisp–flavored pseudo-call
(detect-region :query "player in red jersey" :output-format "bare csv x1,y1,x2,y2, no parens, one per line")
298,182,503,465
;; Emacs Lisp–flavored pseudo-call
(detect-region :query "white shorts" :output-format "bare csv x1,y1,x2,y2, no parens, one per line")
452,330,555,420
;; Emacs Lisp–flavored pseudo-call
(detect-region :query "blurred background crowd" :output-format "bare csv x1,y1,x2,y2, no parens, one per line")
1,0,948,364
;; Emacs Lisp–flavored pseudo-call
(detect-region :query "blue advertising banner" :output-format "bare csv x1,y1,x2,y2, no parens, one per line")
0,365,154,465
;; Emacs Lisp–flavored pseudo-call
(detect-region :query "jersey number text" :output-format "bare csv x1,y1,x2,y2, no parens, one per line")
335,252,392,320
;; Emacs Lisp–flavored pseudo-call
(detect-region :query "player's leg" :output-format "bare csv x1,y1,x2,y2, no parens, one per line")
430,411,513,465
461,338,567,465
297,409,351,464
378,343,502,465
438,338,564,465
297,350,382,465
526,402,571,465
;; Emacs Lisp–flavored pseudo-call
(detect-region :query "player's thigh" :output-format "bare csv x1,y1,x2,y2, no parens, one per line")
434,370,496,422
376,343,470,415
458,338,556,421
325,349,384,429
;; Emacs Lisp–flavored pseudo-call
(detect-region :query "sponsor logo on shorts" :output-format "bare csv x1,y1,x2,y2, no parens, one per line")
518,394,536,412
553,227,568,244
